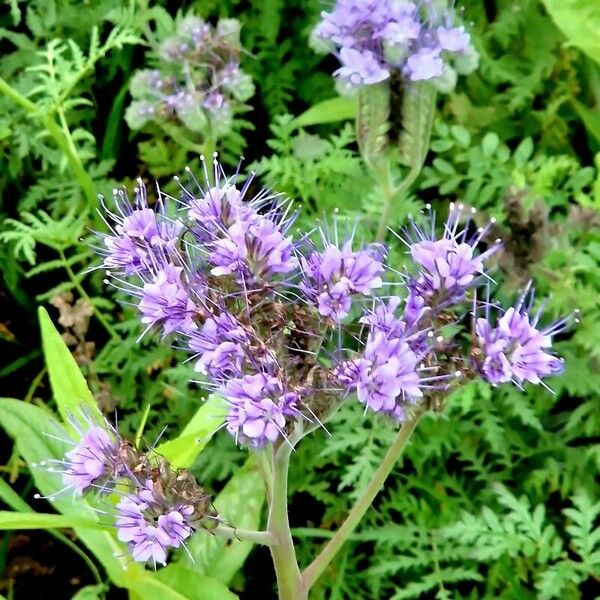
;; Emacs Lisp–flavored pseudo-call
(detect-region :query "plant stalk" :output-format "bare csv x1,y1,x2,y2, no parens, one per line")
214,526,276,546
0,77,97,207
267,444,307,600
302,407,425,589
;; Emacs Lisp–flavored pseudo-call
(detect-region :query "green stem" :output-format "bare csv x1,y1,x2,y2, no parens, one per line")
302,407,425,589
0,77,96,207
375,162,420,243
213,526,276,546
268,444,306,600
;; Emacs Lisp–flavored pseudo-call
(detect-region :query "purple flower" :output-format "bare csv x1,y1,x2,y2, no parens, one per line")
312,0,475,91
334,48,390,87
302,239,385,321
61,426,121,495
209,215,298,281
336,330,423,421
406,46,444,81
98,183,183,276
187,311,249,379
437,26,470,53
139,265,198,335
35,413,126,499
223,374,300,447
116,480,194,567
400,203,500,308
475,295,567,387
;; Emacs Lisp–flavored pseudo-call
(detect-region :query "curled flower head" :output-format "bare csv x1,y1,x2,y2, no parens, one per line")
224,374,301,447
474,287,574,388
116,480,194,567
301,236,386,322
115,465,216,568
96,181,183,276
138,265,198,335
126,14,253,138
399,202,501,309
312,0,478,93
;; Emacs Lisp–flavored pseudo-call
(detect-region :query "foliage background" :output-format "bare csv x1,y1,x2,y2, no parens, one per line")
0,0,599,599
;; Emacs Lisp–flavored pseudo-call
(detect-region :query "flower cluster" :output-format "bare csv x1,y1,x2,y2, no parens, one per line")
311,0,479,93
39,413,217,567
97,162,569,444
474,291,576,388
125,14,254,137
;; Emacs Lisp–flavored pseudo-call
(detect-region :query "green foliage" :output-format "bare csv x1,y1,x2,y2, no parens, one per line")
2,0,600,598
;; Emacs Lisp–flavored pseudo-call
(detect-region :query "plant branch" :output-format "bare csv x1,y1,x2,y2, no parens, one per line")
302,406,425,589
375,161,420,242
213,526,276,546
267,443,307,600
0,77,97,207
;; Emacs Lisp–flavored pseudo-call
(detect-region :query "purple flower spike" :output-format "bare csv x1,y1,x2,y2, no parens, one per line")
98,181,183,276
62,426,122,495
139,265,198,335
116,480,194,567
399,202,501,308
224,374,300,447
187,311,249,379
302,239,385,322
312,0,476,91
474,290,571,388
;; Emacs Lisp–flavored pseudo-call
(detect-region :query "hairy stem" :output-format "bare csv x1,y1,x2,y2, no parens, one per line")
268,444,306,600
213,526,276,546
0,77,97,207
375,162,420,242
302,407,425,589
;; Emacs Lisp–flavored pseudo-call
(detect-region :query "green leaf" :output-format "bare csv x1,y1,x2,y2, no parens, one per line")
292,97,358,129
72,584,108,600
0,475,31,512
541,0,600,65
154,395,226,469
38,306,99,423
0,399,127,585
573,100,600,144
152,564,238,600
184,457,265,585
0,511,108,530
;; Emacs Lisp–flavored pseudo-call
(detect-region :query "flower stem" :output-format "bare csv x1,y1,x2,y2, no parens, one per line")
213,526,276,546
268,444,307,600
375,161,420,243
0,77,97,208
302,407,425,589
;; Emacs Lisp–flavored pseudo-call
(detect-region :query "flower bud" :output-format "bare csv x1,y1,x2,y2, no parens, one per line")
125,101,156,130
